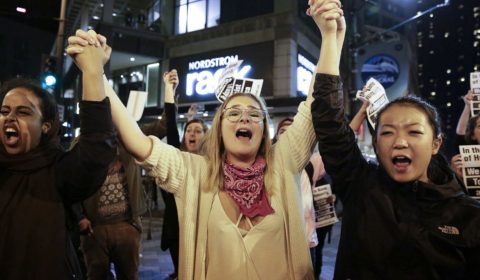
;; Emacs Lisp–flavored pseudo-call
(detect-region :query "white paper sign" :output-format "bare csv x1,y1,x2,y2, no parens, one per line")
459,145,480,199
215,60,263,103
312,184,339,228
470,88,480,117
126,90,148,121
469,72,480,117
356,78,389,128
470,72,480,89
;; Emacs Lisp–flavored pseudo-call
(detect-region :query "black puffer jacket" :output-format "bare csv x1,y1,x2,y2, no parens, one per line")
311,73,480,280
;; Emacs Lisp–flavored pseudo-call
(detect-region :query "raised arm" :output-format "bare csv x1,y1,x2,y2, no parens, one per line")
67,30,151,161
310,1,370,201
60,30,117,202
456,90,473,135
163,69,182,148
305,0,345,107
274,0,345,172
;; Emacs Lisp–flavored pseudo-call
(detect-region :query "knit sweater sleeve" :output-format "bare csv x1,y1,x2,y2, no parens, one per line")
275,101,317,173
135,135,188,196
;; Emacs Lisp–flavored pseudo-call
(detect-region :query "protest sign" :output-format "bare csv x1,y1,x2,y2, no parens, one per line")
126,90,148,121
312,184,339,228
356,78,389,128
215,60,263,102
459,145,480,199
470,72,480,117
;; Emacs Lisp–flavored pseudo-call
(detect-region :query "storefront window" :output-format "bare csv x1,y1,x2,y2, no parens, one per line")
175,0,220,34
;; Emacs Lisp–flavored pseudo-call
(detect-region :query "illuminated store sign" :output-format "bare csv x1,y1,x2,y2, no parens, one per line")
185,55,253,96
361,54,400,89
170,42,273,104
297,52,316,96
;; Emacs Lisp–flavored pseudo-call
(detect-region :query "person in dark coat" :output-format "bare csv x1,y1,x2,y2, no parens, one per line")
0,29,116,280
309,5,480,279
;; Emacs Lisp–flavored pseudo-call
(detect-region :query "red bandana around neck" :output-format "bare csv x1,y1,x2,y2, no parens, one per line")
223,156,274,218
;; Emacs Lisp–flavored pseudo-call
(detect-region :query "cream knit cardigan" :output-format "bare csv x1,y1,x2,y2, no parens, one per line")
138,102,316,280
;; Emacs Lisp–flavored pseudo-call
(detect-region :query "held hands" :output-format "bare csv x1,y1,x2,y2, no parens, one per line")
307,0,344,35
163,69,179,92
66,29,112,73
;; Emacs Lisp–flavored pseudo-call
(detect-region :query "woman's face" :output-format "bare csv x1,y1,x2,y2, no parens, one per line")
184,122,205,153
471,118,480,143
375,104,441,183
0,88,50,155
221,95,265,166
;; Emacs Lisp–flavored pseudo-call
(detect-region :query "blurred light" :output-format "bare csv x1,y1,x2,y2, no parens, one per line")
460,77,465,82
444,32,449,38
179,114,185,119
446,102,452,107
431,92,436,96
157,116,163,120
429,13,434,18
130,57,135,62
203,112,208,117
44,75,57,87
112,13,117,16
92,15,100,20
446,80,451,85
16,7,26,13
446,69,451,74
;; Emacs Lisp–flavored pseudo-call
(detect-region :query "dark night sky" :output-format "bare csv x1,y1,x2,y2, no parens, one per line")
0,0,61,35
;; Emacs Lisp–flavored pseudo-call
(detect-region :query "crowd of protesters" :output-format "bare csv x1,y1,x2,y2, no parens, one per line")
1,0,480,279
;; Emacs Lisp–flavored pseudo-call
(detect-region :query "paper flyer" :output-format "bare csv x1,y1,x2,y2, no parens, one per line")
312,184,339,228
459,145,480,199
126,90,148,121
215,60,263,103
469,72,480,117
356,78,389,129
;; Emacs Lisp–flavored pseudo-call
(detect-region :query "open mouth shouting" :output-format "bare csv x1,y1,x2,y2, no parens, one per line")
236,128,253,142
3,125,20,146
392,155,412,172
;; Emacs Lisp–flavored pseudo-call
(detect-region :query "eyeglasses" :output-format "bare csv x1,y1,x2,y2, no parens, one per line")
222,107,266,123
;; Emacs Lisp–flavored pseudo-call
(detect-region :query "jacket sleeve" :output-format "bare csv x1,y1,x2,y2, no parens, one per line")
310,73,368,202
275,102,317,173
58,98,117,203
164,103,181,149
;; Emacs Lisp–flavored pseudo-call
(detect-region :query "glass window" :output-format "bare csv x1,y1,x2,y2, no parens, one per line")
175,0,219,34
146,63,160,107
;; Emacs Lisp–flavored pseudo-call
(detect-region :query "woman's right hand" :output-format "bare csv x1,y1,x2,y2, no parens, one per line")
450,154,464,179
463,90,473,107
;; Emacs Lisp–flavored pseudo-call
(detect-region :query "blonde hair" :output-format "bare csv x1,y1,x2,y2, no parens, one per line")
200,93,274,194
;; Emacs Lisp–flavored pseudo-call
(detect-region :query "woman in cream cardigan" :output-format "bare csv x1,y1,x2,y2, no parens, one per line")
67,1,344,278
